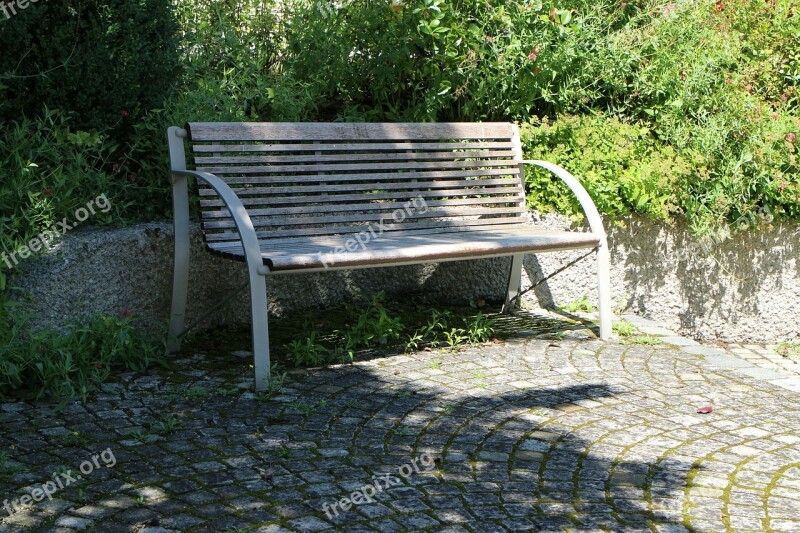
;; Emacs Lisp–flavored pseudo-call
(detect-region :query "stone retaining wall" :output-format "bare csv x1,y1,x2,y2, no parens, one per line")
12,216,800,343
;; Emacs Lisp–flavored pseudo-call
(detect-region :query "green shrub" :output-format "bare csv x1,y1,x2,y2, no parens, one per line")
0,0,180,140
0,304,162,402
0,110,122,258
521,113,687,222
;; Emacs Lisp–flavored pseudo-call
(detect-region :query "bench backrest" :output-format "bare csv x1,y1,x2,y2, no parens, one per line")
185,122,528,243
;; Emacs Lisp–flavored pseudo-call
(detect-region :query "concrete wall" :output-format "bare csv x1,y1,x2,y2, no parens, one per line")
12,216,800,343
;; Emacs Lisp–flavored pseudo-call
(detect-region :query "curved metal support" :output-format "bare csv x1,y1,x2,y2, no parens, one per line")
166,127,271,390
171,170,266,273
521,160,612,340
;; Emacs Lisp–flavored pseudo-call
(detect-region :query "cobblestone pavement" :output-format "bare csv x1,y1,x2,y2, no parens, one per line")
2,313,800,532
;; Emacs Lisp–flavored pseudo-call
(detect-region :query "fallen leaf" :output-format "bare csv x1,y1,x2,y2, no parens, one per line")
696,405,713,414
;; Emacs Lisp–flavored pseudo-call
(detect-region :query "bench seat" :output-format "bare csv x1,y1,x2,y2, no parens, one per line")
207,226,601,271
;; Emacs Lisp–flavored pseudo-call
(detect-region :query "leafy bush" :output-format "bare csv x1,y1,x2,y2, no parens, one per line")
0,0,180,140
0,303,162,402
0,110,122,258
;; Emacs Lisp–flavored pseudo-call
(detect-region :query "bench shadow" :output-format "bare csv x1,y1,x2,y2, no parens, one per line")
251,368,696,532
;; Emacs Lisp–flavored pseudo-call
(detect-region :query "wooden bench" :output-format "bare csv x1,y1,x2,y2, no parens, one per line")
166,122,611,390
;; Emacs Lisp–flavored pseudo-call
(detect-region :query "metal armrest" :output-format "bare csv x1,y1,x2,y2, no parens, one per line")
171,169,269,276
521,160,606,240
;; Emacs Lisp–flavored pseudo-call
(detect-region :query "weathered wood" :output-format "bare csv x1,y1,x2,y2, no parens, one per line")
193,149,515,165
187,122,515,142
196,178,522,201
203,216,530,242
200,196,524,219
201,206,525,231
198,168,519,187
195,158,518,176
205,227,600,271
192,141,515,153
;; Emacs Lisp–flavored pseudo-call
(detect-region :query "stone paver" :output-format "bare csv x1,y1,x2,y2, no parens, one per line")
1,311,799,532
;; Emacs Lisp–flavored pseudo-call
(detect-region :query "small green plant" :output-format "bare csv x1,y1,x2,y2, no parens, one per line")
443,327,468,348
470,370,488,380
396,425,412,437
184,386,211,400
284,331,330,367
130,429,152,443
338,292,404,359
136,496,146,506
396,390,412,399
464,312,496,344
427,358,443,369
255,365,288,401
151,414,182,435
612,319,638,337
217,386,240,397
561,296,594,313
777,342,800,359
290,399,326,417
625,335,664,346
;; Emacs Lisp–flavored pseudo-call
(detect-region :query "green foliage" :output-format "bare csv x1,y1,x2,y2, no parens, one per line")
0,306,162,402
0,110,122,257
406,309,496,350
0,0,180,139
284,331,330,368
560,295,595,313
624,334,664,346
338,292,405,358
612,319,638,337
777,342,800,359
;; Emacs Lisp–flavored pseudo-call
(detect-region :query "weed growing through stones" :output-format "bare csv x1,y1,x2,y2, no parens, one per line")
777,342,800,359
612,319,639,337
290,399,326,417
561,295,594,313
284,331,329,367
625,335,664,346
151,414,182,435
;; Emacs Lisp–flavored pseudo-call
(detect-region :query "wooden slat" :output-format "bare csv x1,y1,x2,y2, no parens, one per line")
193,149,515,165
199,167,519,187
198,186,523,208
200,197,523,219
202,206,525,230
195,158,518,176
187,122,514,142
192,141,515,153
209,223,532,246
198,178,520,200
204,216,527,242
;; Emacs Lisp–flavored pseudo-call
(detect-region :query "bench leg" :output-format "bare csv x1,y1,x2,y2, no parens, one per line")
596,243,612,340
167,179,191,354
502,254,524,313
249,271,271,391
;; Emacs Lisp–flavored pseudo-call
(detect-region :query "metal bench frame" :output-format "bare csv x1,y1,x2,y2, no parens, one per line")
166,122,611,390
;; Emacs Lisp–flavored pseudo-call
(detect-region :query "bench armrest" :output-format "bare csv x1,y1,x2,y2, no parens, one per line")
171,169,269,275
520,160,606,240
